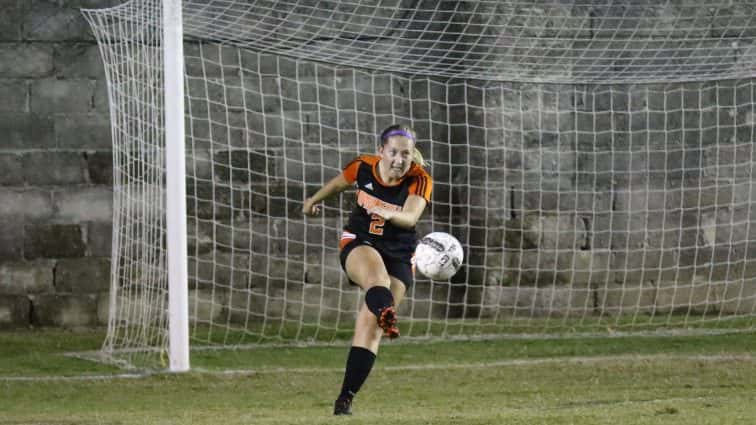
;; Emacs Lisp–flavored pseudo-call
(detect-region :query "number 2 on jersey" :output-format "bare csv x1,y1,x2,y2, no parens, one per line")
369,214,385,235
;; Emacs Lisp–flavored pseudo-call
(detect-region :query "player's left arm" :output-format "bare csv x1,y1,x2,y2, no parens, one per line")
368,195,427,229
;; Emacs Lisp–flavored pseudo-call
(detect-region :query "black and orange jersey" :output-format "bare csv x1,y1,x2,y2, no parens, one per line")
341,155,433,258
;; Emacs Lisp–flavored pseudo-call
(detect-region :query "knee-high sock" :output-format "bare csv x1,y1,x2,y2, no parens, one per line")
338,346,377,399
364,286,394,318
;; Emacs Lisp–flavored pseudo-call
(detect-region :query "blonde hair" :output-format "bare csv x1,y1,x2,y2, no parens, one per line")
412,147,427,168
380,124,427,168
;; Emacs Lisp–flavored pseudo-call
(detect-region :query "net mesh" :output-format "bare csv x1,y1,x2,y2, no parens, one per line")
83,0,756,368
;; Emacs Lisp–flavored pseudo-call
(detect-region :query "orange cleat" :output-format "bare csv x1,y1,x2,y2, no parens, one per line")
378,306,400,339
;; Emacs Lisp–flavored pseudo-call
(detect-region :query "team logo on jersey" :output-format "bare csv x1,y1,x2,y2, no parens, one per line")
364,182,373,191
356,190,402,212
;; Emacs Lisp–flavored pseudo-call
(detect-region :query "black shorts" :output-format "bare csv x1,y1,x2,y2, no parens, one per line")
339,234,414,288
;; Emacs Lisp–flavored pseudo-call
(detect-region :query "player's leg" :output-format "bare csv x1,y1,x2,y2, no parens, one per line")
344,245,398,336
334,243,394,415
349,275,407,352
382,255,412,334
389,275,406,306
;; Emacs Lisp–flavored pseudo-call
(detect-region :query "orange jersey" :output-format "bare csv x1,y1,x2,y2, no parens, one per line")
341,155,432,257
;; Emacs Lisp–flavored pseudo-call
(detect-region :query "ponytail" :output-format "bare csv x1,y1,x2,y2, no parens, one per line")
412,147,427,168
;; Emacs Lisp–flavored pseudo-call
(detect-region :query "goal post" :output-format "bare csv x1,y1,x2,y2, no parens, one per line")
163,0,190,373
83,0,756,370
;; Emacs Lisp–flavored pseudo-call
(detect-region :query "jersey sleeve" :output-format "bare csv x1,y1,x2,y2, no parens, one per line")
341,157,362,184
408,171,433,202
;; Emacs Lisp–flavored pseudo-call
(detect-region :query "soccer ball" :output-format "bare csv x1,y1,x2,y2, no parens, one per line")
414,232,464,280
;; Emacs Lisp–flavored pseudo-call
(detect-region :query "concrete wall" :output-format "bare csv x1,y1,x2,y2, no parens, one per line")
2,1,755,328
455,2,756,317
0,0,122,328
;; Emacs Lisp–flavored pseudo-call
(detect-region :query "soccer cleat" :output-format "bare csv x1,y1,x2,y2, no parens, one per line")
378,306,400,339
333,396,353,415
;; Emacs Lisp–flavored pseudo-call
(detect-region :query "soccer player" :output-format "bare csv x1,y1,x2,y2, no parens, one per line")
301,124,433,415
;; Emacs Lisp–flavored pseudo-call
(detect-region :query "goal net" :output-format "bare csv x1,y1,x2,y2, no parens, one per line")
84,0,756,368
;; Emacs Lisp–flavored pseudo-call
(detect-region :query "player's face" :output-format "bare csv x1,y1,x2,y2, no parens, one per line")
379,136,414,180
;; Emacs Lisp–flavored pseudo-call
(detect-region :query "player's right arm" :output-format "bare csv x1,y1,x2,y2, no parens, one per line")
302,158,361,217
302,173,352,216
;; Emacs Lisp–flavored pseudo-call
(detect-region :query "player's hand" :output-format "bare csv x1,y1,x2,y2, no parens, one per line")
302,198,321,216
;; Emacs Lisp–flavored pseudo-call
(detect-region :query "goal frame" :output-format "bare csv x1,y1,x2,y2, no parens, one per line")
164,0,190,372
81,0,756,372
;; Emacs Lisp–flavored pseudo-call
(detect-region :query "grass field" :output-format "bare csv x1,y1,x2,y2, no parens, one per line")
1,328,755,424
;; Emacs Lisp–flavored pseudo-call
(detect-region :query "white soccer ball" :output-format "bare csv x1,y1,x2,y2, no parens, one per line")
414,232,464,280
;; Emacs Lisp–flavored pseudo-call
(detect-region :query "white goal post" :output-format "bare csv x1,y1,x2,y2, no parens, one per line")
163,0,190,373
83,0,756,370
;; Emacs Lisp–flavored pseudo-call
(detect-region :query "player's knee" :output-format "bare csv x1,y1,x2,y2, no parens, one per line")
358,270,390,290
366,279,391,289
364,285,394,317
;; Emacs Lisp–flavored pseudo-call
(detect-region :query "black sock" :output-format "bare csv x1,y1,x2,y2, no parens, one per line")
338,346,377,400
364,286,394,318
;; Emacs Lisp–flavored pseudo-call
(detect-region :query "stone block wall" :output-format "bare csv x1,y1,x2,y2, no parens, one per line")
4,1,756,329
452,2,756,318
181,50,454,323
0,0,121,328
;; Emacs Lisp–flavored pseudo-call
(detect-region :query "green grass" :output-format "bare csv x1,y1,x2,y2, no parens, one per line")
1,328,755,424
0,329,117,377
188,314,756,346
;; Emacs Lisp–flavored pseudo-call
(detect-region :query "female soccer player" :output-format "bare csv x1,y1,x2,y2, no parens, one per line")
302,124,433,415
